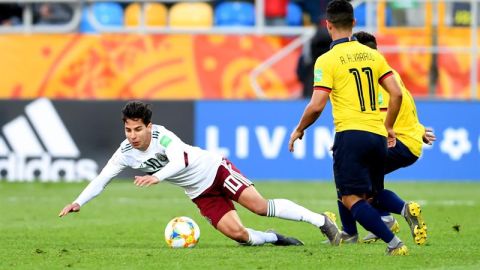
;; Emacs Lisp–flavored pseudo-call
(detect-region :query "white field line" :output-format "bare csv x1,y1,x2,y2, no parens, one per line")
3,197,477,206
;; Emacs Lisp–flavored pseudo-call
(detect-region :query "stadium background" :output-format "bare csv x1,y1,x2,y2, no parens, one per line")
0,0,478,182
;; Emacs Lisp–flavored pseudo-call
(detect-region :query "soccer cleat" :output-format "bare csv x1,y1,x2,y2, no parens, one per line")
403,202,427,245
340,231,359,244
323,211,337,223
266,230,304,246
320,212,342,246
362,216,400,243
321,231,358,244
385,242,409,256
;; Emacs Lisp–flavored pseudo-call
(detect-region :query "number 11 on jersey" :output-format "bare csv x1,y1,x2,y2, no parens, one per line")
349,67,376,112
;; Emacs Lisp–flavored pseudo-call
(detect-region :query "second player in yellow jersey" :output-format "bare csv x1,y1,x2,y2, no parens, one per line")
378,70,425,157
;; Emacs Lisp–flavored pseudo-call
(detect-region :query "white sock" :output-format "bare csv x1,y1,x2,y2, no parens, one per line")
401,204,407,216
267,199,325,227
381,215,394,223
246,228,277,246
387,236,402,249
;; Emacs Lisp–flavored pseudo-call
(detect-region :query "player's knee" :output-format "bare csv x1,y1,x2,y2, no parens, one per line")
341,195,357,210
342,194,365,209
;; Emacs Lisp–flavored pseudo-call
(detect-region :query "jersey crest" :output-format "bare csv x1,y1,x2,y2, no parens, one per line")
160,135,172,148
378,91,385,107
314,69,323,83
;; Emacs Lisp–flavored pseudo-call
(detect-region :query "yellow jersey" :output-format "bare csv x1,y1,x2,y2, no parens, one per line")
313,38,393,136
378,70,425,157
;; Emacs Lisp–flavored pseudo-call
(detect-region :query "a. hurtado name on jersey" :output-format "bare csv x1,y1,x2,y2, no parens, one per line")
339,52,375,64
0,98,98,182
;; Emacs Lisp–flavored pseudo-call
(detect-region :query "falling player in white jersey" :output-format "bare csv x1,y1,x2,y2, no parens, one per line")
59,101,342,246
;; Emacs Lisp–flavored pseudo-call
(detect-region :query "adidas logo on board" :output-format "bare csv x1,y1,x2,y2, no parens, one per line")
0,98,98,182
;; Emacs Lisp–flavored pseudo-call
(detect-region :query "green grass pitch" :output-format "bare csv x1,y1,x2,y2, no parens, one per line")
1,181,479,269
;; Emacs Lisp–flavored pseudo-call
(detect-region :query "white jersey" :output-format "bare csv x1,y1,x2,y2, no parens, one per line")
73,125,222,206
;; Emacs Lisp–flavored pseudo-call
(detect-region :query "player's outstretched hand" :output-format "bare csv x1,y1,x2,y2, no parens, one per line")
423,127,436,145
288,129,304,152
59,203,80,217
386,128,397,148
134,175,160,187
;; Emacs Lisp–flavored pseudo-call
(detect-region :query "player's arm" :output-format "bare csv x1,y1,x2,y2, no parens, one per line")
290,54,331,152
59,151,126,217
380,74,402,147
289,90,329,152
134,135,187,187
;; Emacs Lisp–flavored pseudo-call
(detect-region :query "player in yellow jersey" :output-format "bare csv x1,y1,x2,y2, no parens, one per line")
334,31,435,244
288,0,408,255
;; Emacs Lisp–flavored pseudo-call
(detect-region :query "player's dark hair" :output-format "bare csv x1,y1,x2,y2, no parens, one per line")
326,0,354,30
353,31,378,49
122,101,152,125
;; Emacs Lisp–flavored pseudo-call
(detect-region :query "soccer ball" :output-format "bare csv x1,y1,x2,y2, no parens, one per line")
164,216,200,248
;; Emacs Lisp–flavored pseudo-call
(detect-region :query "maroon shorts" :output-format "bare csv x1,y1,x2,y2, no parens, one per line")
192,159,253,228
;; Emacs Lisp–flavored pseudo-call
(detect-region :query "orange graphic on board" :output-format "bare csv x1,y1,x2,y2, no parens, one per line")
0,34,301,100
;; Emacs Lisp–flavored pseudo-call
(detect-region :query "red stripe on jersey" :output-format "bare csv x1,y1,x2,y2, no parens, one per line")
184,152,189,167
314,86,332,92
379,71,394,83
380,108,388,112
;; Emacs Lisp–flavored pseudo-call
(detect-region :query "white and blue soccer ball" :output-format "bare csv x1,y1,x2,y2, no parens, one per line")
164,216,200,248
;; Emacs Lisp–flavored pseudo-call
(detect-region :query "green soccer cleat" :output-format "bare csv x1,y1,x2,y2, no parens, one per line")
266,230,304,246
320,212,342,246
385,242,409,256
362,216,400,243
403,202,427,245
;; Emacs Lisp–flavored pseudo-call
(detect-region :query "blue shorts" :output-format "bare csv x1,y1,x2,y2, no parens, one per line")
332,130,387,197
385,139,419,174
